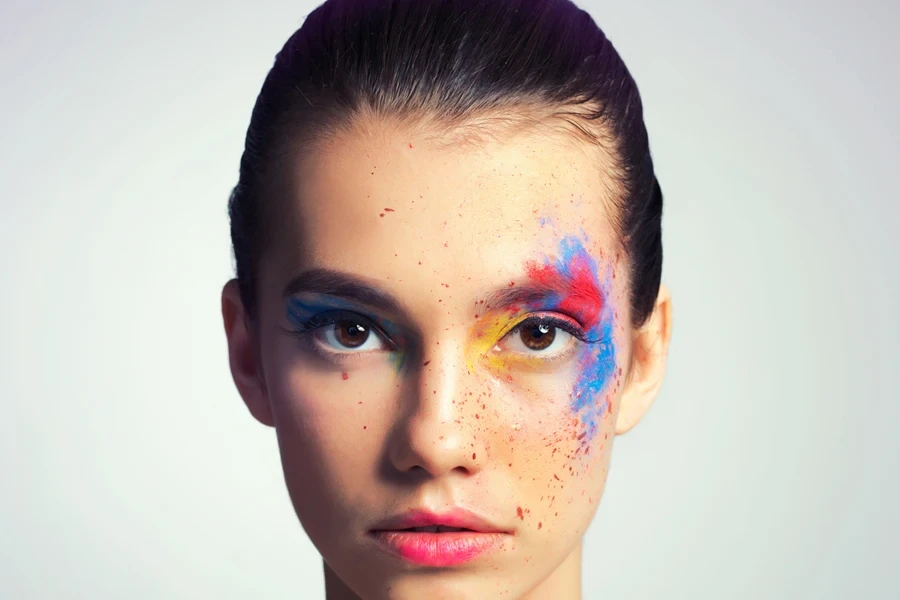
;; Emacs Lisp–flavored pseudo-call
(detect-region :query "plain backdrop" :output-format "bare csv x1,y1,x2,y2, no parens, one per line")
1,0,898,598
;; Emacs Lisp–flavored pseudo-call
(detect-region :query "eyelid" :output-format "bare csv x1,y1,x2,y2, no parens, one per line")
287,309,396,349
502,312,587,341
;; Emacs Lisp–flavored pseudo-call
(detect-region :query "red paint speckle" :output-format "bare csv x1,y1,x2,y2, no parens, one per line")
516,507,524,520
384,207,395,212
423,360,431,366
341,372,349,380
538,522,542,530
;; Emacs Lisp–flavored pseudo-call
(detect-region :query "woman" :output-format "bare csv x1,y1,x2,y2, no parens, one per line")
221,0,672,597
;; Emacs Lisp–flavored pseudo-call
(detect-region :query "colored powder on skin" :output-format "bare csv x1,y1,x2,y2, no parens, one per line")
528,235,617,442
465,311,519,374
520,235,617,443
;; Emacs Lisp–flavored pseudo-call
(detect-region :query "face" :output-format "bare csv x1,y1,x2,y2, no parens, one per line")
223,119,670,599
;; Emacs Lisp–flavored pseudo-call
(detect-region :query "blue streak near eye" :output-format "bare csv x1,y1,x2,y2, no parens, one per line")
284,296,410,373
524,234,618,445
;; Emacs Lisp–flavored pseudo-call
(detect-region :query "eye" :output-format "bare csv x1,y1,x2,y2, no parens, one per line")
499,317,579,356
315,317,388,353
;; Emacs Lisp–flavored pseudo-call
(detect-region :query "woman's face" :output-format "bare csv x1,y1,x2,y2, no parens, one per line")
226,120,664,599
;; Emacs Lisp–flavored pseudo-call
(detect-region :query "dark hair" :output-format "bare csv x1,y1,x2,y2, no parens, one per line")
228,0,663,328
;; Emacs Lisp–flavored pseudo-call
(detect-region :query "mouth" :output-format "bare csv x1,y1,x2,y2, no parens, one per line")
368,508,511,567
395,525,474,533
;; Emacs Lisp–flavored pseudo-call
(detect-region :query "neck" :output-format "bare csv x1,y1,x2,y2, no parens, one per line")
323,542,583,600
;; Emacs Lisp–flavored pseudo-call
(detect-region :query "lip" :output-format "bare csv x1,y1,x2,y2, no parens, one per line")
371,507,508,533
369,507,511,567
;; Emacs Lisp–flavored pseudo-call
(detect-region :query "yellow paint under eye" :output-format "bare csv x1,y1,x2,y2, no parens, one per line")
466,311,543,375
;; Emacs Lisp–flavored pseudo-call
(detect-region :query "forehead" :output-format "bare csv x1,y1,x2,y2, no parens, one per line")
266,120,624,307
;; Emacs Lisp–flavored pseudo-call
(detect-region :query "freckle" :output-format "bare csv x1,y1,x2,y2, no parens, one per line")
363,426,367,429
379,213,385,217
342,372,349,380
508,463,512,467
358,401,362,405
516,507,524,520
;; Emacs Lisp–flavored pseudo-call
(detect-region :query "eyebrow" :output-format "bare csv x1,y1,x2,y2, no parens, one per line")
480,285,560,312
282,268,405,315
282,268,576,316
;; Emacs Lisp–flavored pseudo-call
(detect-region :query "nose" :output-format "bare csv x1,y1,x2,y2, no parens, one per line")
386,338,485,480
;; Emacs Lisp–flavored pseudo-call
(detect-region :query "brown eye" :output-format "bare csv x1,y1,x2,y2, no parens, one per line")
334,319,371,348
520,323,556,351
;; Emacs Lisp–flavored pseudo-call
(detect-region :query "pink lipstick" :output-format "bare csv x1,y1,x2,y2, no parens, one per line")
369,508,510,567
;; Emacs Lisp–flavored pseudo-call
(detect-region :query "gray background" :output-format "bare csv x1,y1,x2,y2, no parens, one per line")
1,0,897,598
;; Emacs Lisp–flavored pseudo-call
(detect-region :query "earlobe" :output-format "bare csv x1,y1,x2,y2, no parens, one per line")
615,284,672,435
221,280,275,427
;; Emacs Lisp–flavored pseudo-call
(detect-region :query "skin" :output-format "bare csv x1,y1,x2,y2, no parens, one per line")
222,116,672,600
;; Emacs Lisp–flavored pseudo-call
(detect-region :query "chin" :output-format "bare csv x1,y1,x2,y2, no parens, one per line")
337,567,529,600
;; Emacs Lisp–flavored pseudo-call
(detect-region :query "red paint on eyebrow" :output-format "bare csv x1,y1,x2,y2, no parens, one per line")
524,254,604,328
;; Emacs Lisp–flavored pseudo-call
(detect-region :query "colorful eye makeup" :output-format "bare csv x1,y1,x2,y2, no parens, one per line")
468,234,617,442
531,235,616,442
282,232,618,442
284,296,408,371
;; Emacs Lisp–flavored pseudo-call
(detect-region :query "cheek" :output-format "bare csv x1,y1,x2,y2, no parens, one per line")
499,339,626,537
262,350,393,514
506,403,614,533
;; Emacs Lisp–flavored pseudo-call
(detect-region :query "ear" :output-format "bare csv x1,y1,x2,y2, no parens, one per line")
222,279,275,427
615,284,672,435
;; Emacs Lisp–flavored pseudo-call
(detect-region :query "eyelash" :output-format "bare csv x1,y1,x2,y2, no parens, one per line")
506,314,589,344
282,310,394,353
282,310,597,362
